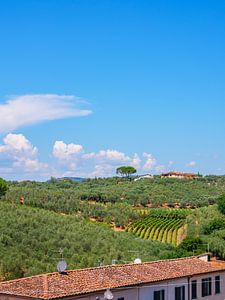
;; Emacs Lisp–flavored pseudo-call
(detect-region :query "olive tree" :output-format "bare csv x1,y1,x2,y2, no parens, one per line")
217,194,225,215
0,177,8,198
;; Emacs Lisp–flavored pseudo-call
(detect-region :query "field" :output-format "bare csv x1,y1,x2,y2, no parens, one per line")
127,209,188,245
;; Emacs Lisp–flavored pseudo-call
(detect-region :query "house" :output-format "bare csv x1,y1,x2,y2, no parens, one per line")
0,255,225,300
134,174,153,181
161,172,199,179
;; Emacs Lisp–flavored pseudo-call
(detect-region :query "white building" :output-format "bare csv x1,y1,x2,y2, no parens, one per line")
0,255,225,300
134,174,153,181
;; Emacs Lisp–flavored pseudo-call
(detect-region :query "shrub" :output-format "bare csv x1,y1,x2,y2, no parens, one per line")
203,218,225,235
0,178,8,198
217,194,225,214
179,236,203,252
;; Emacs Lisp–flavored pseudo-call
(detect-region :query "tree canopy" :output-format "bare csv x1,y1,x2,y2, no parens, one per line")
217,194,225,214
116,166,137,178
0,178,8,198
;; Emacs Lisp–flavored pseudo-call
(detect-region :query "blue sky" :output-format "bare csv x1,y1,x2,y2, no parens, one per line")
0,0,225,180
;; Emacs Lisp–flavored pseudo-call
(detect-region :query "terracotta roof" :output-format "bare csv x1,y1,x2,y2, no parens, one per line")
161,172,197,177
0,256,225,299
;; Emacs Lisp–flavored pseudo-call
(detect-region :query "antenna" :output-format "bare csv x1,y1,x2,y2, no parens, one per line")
59,248,64,260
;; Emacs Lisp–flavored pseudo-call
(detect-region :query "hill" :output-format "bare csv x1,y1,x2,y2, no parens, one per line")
58,177,86,182
0,201,174,280
2,176,225,280
4,176,225,227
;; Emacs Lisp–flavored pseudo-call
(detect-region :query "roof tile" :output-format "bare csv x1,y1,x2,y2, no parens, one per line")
0,257,225,299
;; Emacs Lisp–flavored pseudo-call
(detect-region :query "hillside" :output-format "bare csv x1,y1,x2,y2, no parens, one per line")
127,209,189,246
0,201,174,280
2,176,225,280
4,176,225,227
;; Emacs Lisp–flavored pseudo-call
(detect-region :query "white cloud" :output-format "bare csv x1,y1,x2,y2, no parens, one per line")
89,164,115,178
97,149,130,162
82,152,96,159
13,158,48,172
53,141,143,176
131,153,141,169
142,152,156,171
53,141,83,160
186,161,196,167
0,135,169,179
0,133,38,158
0,133,48,173
52,140,83,171
83,149,131,163
52,141,167,177
0,94,92,133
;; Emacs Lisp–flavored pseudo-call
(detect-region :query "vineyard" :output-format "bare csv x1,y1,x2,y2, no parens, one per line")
126,209,189,246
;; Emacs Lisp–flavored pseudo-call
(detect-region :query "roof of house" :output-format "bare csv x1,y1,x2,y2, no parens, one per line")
161,172,197,177
0,256,225,300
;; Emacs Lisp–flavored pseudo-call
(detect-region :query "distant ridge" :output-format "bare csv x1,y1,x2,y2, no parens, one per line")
59,177,86,182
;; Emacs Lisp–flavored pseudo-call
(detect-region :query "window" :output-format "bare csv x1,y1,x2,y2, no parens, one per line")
191,280,197,299
215,276,220,294
175,286,185,300
154,290,165,300
202,278,212,297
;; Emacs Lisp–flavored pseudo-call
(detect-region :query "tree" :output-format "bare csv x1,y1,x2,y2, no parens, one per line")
116,166,137,179
179,236,203,252
203,218,225,235
217,194,225,215
0,177,8,198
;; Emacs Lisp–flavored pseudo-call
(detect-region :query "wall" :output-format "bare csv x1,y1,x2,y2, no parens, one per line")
191,271,225,300
139,278,188,300
73,288,138,300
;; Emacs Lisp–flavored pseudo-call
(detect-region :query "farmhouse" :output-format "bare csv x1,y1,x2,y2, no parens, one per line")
1,255,225,300
161,172,198,179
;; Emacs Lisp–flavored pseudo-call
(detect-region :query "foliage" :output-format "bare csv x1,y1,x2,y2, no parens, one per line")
148,208,190,219
217,194,225,214
0,202,174,280
203,218,225,235
5,176,225,212
179,236,203,252
0,178,8,198
186,205,225,259
116,166,137,178
1,177,224,279
2,177,225,231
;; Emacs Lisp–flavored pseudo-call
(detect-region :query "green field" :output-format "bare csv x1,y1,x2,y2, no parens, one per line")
127,209,189,245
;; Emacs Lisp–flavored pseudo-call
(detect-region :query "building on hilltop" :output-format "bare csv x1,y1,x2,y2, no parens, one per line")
161,172,199,179
0,255,225,300
134,174,153,181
